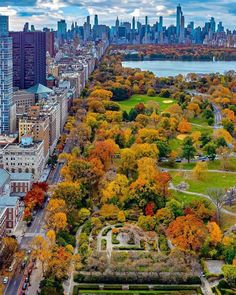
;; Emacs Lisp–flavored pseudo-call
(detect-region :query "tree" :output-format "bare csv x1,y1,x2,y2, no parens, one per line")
31,236,51,274
182,137,196,163
147,88,156,97
0,237,18,270
156,207,174,226
137,215,156,231
207,222,222,246
48,212,67,233
166,199,184,217
53,182,86,210
145,202,155,216
207,188,226,225
193,162,208,180
89,139,119,170
100,204,119,220
167,214,207,252
102,174,129,205
178,118,191,134
46,246,73,280
120,148,137,177
204,142,217,161
89,89,113,100
222,265,236,288
78,208,90,224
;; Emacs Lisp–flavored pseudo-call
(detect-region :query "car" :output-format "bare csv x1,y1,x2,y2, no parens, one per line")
21,261,27,269
27,220,32,227
22,282,28,290
8,266,13,272
24,277,29,283
26,249,31,255
175,158,182,163
3,277,9,284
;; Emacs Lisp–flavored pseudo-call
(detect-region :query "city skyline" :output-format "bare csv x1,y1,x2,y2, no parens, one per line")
1,0,236,31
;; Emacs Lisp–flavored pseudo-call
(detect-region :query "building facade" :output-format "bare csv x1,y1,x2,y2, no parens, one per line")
0,16,13,135
9,31,46,89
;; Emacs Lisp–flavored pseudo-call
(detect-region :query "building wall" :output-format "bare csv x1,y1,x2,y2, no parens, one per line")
3,141,45,180
0,35,13,134
9,31,46,89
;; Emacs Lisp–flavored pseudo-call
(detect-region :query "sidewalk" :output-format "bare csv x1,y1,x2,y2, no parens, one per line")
26,260,43,295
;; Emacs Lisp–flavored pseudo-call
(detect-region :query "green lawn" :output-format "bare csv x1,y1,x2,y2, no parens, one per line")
119,94,175,112
170,171,236,194
171,191,207,205
79,291,197,294
190,115,209,127
175,159,236,171
191,124,213,135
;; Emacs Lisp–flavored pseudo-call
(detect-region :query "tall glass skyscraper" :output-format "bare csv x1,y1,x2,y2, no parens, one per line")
0,16,13,134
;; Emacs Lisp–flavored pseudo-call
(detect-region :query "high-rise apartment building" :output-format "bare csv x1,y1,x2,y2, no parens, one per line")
57,19,67,43
9,31,46,89
0,16,13,134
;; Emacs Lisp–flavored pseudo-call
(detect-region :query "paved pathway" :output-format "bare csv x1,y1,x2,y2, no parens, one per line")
170,183,236,217
64,224,84,295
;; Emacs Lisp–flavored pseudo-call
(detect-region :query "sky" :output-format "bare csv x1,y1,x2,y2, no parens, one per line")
1,0,236,31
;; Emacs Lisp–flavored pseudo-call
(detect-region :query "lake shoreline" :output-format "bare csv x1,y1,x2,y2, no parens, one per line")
122,60,236,77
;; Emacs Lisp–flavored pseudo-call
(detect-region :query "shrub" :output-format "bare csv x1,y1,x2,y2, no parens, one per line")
112,232,120,244
102,226,112,236
129,285,149,290
103,285,123,290
101,239,107,250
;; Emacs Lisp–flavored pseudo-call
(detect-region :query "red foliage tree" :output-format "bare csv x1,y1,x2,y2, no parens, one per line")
145,202,155,216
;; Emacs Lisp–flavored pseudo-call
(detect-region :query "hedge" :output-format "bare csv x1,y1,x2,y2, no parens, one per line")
103,285,123,290
77,284,100,290
102,226,112,236
101,239,107,250
74,273,201,285
129,285,149,290
113,246,144,251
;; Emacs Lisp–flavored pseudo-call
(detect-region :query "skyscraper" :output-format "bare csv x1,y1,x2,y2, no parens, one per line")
94,15,98,27
0,16,13,134
176,4,182,38
9,31,46,89
57,19,67,43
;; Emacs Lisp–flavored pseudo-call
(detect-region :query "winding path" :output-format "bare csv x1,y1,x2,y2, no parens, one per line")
169,183,236,217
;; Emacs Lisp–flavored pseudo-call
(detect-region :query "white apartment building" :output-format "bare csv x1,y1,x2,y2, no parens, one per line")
2,136,45,181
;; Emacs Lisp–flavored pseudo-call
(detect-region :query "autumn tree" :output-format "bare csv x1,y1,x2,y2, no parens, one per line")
207,222,222,246
193,162,208,180
0,237,18,270
167,214,208,252
89,139,119,170
178,118,192,134
53,182,86,210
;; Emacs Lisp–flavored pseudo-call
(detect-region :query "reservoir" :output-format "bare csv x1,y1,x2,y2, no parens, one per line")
122,60,236,77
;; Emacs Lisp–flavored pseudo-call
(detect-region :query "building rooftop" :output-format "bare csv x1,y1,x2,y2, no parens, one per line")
27,83,53,95
0,196,19,207
10,173,33,181
0,169,10,187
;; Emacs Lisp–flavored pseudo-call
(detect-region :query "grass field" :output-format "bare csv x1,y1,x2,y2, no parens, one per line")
170,171,236,194
171,191,207,205
78,291,198,294
118,94,175,112
174,159,236,171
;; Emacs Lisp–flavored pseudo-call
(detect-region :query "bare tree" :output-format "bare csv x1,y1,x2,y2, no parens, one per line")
207,188,226,225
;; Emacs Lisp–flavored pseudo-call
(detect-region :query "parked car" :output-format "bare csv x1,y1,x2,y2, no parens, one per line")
175,158,182,163
24,277,29,283
22,282,28,290
3,277,9,284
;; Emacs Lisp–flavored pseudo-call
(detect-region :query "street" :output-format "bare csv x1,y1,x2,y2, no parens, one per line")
4,139,71,295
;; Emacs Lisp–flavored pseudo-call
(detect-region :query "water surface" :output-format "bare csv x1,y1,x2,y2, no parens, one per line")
122,60,236,77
